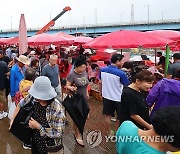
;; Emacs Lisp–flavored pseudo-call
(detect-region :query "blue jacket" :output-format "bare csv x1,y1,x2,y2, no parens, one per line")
10,64,25,97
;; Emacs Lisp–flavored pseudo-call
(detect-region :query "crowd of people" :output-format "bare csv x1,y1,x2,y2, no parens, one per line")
0,44,180,154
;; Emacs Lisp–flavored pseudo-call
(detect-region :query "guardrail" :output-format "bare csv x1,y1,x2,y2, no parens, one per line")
1,19,180,33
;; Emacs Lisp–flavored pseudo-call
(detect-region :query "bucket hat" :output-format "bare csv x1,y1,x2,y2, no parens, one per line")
16,55,30,65
28,76,57,100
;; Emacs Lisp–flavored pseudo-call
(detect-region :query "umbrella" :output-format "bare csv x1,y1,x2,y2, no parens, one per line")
6,37,19,45
84,30,174,49
28,33,72,45
19,14,28,55
146,30,180,41
160,41,180,51
62,94,90,135
0,38,11,44
53,31,74,45
73,36,93,45
54,31,75,39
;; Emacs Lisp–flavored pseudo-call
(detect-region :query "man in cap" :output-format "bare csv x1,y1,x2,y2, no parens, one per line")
10,55,30,100
167,53,180,79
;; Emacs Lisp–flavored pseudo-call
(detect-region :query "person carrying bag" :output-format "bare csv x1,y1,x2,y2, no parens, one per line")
9,95,34,148
9,76,65,154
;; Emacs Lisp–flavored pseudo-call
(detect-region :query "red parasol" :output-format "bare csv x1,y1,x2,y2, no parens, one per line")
6,37,19,45
161,41,180,51
54,31,75,39
28,33,72,45
73,36,93,45
146,30,180,41
84,30,174,49
0,38,11,44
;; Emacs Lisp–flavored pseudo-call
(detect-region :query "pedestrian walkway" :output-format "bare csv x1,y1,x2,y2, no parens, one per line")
0,98,117,154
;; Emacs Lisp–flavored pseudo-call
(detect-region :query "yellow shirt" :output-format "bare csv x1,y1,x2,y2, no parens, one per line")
19,79,33,98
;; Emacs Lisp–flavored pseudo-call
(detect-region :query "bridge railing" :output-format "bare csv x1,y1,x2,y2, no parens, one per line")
1,18,180,33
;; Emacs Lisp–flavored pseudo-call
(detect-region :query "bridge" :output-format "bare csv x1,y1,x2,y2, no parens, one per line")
0,19,180,38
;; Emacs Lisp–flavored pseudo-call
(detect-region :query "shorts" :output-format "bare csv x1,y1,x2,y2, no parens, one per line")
102,97,120,118
0,90,6,104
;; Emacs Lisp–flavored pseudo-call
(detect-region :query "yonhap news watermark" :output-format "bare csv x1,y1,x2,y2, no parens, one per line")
86,130,174,148
105,135,174,143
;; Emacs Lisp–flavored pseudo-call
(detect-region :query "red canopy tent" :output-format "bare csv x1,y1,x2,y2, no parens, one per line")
6,37,19,45
145,30,180,51
171,41,180,51
146,30,180,41
84,30,174,49
54,31,75,39
0,38,11,44
73,36,93,45
28,33,73,45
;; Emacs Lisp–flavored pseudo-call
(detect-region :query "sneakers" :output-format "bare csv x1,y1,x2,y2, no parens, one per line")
23,143,32,150
0,111,8,120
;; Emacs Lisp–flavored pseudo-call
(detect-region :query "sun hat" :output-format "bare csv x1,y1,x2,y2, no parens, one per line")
28,76,57,100
16,55,30,65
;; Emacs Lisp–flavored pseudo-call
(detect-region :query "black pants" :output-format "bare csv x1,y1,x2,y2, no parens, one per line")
31,139,47,154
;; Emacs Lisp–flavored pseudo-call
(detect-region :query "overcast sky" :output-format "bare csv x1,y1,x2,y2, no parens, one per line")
0,0,179,31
